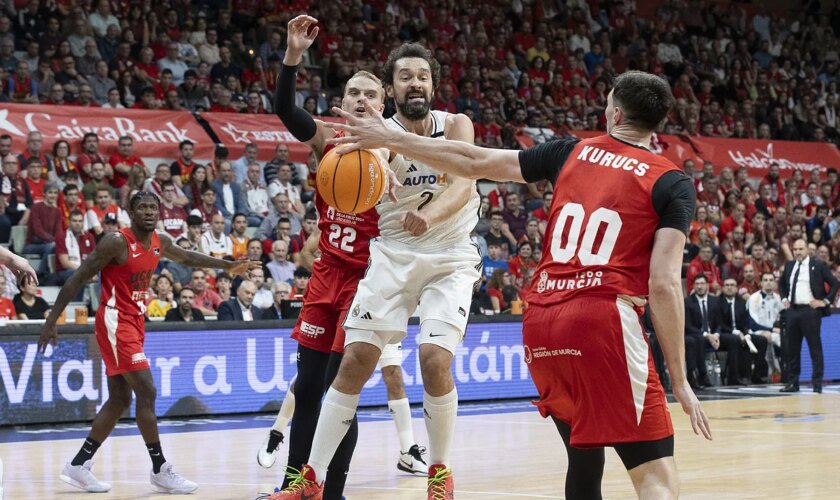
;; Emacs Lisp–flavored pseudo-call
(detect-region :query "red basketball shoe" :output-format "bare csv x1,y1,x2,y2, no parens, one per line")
427,464,454,500
267,465,323,500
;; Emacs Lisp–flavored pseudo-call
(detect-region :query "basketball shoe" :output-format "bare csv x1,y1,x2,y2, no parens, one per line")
150,462,198,494
60,460,112,493
397,444,428,475
267,465,323,500
258,429,286,468
427,464,454,500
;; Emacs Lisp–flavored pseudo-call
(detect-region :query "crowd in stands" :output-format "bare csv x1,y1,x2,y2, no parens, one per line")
2,0,840,385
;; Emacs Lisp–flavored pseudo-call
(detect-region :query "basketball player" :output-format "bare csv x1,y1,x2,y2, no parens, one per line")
271,42,482,500
0,247,38,500
261,15,425,500
36,191,259,495
327,71,714,499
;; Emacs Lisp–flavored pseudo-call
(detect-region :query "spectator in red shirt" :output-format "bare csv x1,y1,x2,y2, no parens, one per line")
108,136,145,189
687,245,723,294
474,107,502,148
153,69,177,100
77,132,110,183
718,202,750,242
23,183,62,277
23,158,46,204
242,90,268,113
531,190,552,224
18,131,52,179
132,86,160,109
76,84,100,107
209,88,237,112
190,268,222,316
58,184,86,229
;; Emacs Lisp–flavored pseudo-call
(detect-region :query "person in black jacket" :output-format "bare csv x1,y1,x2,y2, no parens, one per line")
685,274,742,387
718,278,768,384
217,279,259,321
261,282,291,320
164,287,205,322
778,239,840,393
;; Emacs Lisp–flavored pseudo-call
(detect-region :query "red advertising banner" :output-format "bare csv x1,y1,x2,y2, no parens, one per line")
0,104,214,159
686,136,840,177
201,112,332,163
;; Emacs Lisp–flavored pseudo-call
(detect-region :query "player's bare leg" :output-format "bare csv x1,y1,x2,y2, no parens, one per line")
383,365,427,475
627,457,679,500
269,338,384,499
60,375,132,493
122,369,197,494
419,338,458,499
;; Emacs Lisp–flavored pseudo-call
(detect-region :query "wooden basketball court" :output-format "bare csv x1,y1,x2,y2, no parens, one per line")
1,389,838,499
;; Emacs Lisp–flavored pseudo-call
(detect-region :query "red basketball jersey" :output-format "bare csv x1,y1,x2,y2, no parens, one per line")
317,135,380,269
100,228,161,316
525,135,681,306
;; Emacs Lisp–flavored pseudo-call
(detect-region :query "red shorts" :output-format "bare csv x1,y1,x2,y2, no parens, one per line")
523,296,673,448
95,307,150,377
291,259,366,354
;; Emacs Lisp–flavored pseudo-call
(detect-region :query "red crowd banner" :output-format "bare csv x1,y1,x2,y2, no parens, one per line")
0,104,215,159
201,112,330,163
687,136,840,177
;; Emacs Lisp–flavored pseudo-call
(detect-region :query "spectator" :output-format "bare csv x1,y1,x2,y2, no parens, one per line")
1,154,32,240
77,133,109,182
501,192,528,241
81,161,111,207
164,287,205,322
191,186,222,231
263,144,291,185
18,131,51,179
84,186,129,234
218,279,258,321
229,213,250,260
242,162,270,225
178,70,210,112
292,266,310,298
508,240,538,289
684,275,719,389
747,272,784,381
58,183,86,228
54,209,86,285
232,143,259,184
484,209,516,256
24,158,46,204
216,272,233,302
51,140,78,181
257,193,302,240
717,277,761,385
212,161,247,222
23,183,62,277
163,237,195,287
13,274,50,320
88,0,120,38
147,164,188,206
486,268,513,313
119,165,148,209
262,281,292,320
183,215,203,251
267,163,305,215
721,250,745,283
170,140,200,188
200,213,233,258
190,268,222,316
248,267,274,309
481,242,508,283
266,240,295,284
148,274,176,319
687,245,722,294
159,44,189,86
78,39,102,78
0,273,15,320
157,181,188,238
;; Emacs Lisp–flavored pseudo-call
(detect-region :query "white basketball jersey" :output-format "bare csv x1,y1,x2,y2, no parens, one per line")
378,110,480,249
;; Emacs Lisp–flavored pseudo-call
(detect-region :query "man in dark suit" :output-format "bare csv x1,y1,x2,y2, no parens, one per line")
261,282,291,320
686,274,742,386
164,287,205,322
217,279,260,321
779,238,840,393
718,278,768,384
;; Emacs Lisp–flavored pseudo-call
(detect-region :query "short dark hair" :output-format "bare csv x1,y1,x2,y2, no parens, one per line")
184,69,197,79
187,214,203,227
488,209,503,219
128,190,160,211
382,43,441,88
233,212,247,222
304,209,317,221
178,287,195,298
612,71,674,132
294,266,311,278
69,209,84,218
179,140,194,150
760,272,776,280
62,184,78,194
693,274,708,284
83,132,98,142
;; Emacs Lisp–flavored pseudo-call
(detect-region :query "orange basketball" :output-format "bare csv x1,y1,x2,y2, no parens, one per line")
316,148,386,214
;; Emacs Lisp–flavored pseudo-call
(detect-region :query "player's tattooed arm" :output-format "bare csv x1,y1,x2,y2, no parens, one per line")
158,231,260,277
39,232,127,353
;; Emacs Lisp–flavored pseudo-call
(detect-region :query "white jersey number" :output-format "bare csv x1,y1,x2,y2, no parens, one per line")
549,203,622,266
328,224,356,252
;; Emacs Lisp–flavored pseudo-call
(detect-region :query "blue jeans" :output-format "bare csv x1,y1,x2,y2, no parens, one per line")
22,242,55,275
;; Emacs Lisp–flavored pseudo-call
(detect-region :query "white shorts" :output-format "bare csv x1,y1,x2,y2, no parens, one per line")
378,342,403,368
344,237,481,350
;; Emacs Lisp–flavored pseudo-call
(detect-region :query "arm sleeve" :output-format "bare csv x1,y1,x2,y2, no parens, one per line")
517,137,580,185
651,170,696,232
275,64,317,142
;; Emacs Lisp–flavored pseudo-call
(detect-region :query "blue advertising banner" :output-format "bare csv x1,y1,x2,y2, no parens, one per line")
0,322,534,425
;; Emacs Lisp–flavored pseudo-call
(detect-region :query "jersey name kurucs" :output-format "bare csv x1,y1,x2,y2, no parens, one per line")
379,110,479,249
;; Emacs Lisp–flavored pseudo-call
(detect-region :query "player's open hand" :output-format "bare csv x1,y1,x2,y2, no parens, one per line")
37,323,58,354
286,15,319,54
672,381,712,441
228,260,263,278
320,101,399,154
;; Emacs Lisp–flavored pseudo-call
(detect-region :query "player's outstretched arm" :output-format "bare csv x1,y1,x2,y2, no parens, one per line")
648,227,712,441
323,102,525,182
275,14,333,157
159,232,261,277
38,232,126,353
0,246,37,285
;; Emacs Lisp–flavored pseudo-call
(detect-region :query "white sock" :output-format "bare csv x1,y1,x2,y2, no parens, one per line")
423,388,458,466
308,387,360,483
388,397,415,454
271,389,295,432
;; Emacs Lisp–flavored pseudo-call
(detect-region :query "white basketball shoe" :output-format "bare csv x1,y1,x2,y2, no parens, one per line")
60,460,112,493
150,462,198,494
